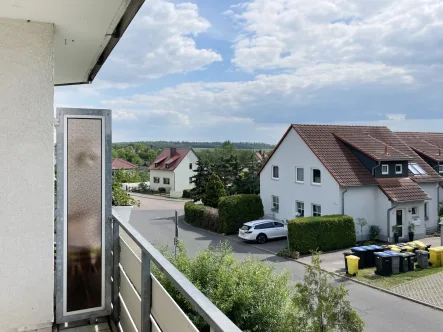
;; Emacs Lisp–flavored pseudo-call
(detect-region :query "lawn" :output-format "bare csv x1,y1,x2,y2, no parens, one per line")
354,266,443,289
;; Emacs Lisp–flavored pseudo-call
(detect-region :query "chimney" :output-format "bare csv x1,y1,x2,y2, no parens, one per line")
170,147,176,157
384,144,388,154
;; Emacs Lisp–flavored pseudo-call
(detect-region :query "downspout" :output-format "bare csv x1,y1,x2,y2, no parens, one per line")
372,161,381,176
387,204,397,243
341,188,348,215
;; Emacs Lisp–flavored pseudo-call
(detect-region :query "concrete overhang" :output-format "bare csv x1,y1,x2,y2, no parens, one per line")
0,0,144,86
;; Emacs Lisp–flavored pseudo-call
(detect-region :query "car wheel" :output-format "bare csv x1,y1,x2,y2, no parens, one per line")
256,234,267,244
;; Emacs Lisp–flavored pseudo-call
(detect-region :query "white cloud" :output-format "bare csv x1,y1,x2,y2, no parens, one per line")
386,113,406,121
105,0,222,80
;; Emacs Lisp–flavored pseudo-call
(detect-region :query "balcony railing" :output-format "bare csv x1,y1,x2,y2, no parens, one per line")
112,214,241,332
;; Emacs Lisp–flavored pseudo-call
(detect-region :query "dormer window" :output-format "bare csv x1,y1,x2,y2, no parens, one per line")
395,164,402,174
408,163,426,175
381,164,389,175
439,164,443,174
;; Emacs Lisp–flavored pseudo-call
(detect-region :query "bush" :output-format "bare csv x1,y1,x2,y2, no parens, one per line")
202,173,226,208
218,194,264,234
112,179,140,207
287,215,356,254
182,189,191,198
184,201,222,233
158,187,166,194
369,225,381,241
138,182,149,193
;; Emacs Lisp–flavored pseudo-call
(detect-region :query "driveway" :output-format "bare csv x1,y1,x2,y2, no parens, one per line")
128,200,443,332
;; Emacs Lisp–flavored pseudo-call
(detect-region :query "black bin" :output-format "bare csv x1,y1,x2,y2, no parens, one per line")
399,253,409,273
343,252,353,274
406,252,416,271
351,247,366,269
375,252,392,276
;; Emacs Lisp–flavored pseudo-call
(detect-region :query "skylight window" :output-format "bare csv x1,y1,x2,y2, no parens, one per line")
408,163,427,175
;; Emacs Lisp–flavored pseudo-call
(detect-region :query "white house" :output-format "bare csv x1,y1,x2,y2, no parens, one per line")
259,125,443,242
149,148,199,197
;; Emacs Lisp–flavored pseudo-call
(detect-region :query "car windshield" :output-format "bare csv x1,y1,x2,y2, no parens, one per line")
241,225,252,231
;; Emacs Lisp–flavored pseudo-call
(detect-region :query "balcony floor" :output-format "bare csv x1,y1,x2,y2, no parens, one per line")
60,322,111,332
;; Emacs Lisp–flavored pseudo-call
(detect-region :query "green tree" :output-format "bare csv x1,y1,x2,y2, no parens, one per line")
190,160,212,201
289,253,364,332
202,173,226,208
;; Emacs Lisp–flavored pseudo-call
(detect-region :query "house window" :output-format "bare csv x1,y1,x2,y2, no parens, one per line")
296,201,304,217
439,165,443,174
272,196,279,212
312,168,321,184
295,167,304,183
408,163,426,175
425,202,429,220
272,165,279,179
411,207,418,216
153,177,160,184
189,163,193,169
163,178,170,185
382,164,389,175
312,204,321,217
395,164,402,174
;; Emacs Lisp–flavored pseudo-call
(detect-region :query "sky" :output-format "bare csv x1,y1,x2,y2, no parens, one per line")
55,0,443,144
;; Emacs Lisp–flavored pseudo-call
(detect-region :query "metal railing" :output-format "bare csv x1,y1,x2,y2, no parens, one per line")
112,214,241,332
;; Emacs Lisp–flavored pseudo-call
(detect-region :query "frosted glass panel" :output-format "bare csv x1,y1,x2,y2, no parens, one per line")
66,118,103,312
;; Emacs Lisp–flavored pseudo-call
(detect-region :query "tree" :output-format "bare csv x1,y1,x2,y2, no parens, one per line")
190,160,212,201
202,173,226,208
289,253,364,332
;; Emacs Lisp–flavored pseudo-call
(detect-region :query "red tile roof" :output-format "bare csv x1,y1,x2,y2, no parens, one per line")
377,178,430,202
395,132,443,162
149,148,191,171
112,158,138,170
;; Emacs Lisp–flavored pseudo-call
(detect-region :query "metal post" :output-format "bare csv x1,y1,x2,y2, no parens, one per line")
112,216,121,323
141,252,152,332
174,210,179,259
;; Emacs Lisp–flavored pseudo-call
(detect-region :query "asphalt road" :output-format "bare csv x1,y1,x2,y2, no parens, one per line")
130,196,443,332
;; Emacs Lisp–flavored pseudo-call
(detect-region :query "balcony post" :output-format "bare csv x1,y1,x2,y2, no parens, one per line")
112,216,121,323
141,251,152,332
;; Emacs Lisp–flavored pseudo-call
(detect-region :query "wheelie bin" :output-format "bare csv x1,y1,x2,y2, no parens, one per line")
343,252,353,274
405,252,416,271
350,247,366,268
416,250,429,269
429,247,443,267
398,253,409,273
375,252,392,276
346,255,360,276
385,251,401,274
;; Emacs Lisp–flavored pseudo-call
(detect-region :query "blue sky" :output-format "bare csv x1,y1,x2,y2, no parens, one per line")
55,0,443,143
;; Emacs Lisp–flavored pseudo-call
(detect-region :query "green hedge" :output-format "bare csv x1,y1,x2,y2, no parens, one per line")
184,201,222,233
288,215,356,254
218,194,264,235
182,189,191,198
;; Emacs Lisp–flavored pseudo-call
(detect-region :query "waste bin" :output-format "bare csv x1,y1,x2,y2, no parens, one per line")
360,245,375,267
416,250,429,269
429,247,443,267
398,253,409,273
343,252,353,274
346,255,360,276
411,241,428,251
375,252,392,276
350,247,366,269
390,246,405,253
405,252,416,271
367,245,384,267
385,251,401,274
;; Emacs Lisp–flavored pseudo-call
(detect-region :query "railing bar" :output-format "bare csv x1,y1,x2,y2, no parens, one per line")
141,251,152,332
112,217,121,324
116,215,241,332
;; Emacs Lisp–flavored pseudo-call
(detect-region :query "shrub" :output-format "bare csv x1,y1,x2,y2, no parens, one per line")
369,225,381,241
184,201,222,233
218,194,264,234
138,182,149,193
112,179,140,207
158,187,166,195
287,215,356,254
202,173,226,208
182,189,191,198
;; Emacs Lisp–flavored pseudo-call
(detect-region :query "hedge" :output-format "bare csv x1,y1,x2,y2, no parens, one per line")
182,189,191,198
288,215,356,254
184,201,222,233
218,194,264,235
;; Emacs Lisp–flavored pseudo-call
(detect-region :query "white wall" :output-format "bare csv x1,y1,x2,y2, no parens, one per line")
0,19,54,331
388,201,426,241
419,183,440,233
173,150,198,193
260,128,341,220
374,187,393,241
150,169,174,192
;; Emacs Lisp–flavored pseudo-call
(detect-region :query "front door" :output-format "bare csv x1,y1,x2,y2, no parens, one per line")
396,209,404,237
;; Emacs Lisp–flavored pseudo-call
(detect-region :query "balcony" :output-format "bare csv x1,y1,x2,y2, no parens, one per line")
110,213,240,332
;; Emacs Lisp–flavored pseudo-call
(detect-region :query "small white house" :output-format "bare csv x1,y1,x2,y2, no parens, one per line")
149,148,199,197
259,124,443,242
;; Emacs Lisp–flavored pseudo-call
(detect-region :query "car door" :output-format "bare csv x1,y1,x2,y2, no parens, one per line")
273,222,286,237
262,222,276,238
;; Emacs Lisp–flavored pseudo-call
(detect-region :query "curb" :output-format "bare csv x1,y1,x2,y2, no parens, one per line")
130,193,191,203
181,219,443,312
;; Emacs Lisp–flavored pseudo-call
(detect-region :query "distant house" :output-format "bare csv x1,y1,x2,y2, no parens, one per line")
149,148,199,197
112,158,138,175
255,150,268,165
259,124,443,242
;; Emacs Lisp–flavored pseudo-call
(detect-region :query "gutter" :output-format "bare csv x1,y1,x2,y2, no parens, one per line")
341,188,348,214
387,204,397,242
372,161,381,176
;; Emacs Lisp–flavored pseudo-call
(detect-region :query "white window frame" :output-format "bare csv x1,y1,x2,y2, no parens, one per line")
189,163,193,170
272,195,279,212
163,177,170,185
395,164,402,174
312,168,321,185
381,164,389,175
295,167,304,183
272,165,279,180
296,201,304,217
312,204,321,217
153,177,160,184
439,164,443,174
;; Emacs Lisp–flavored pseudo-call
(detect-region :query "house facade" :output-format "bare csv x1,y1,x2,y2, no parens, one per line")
149,148,199,197
259,125,442,242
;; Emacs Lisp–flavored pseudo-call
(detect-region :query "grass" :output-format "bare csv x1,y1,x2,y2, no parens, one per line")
354,266,443,289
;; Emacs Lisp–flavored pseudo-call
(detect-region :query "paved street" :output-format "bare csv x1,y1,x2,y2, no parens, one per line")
130,196,443,332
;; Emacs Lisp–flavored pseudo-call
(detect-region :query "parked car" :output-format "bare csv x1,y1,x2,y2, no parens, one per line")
238,220,287,244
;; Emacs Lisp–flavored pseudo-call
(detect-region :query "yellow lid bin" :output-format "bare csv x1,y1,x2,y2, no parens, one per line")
429,247,443,267
390,246,402,253
346,255,360,276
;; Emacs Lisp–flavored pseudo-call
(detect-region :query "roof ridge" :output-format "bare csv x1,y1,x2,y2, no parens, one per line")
292,123,389,129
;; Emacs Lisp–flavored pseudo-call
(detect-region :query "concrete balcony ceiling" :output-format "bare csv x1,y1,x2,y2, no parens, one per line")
0,0,143,85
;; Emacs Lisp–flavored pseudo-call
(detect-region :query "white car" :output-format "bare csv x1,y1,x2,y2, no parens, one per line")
238,220,288,244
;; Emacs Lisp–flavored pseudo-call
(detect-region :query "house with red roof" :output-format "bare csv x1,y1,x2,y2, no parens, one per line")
149,148,199,197
259,124,443,242
112,158,138,174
